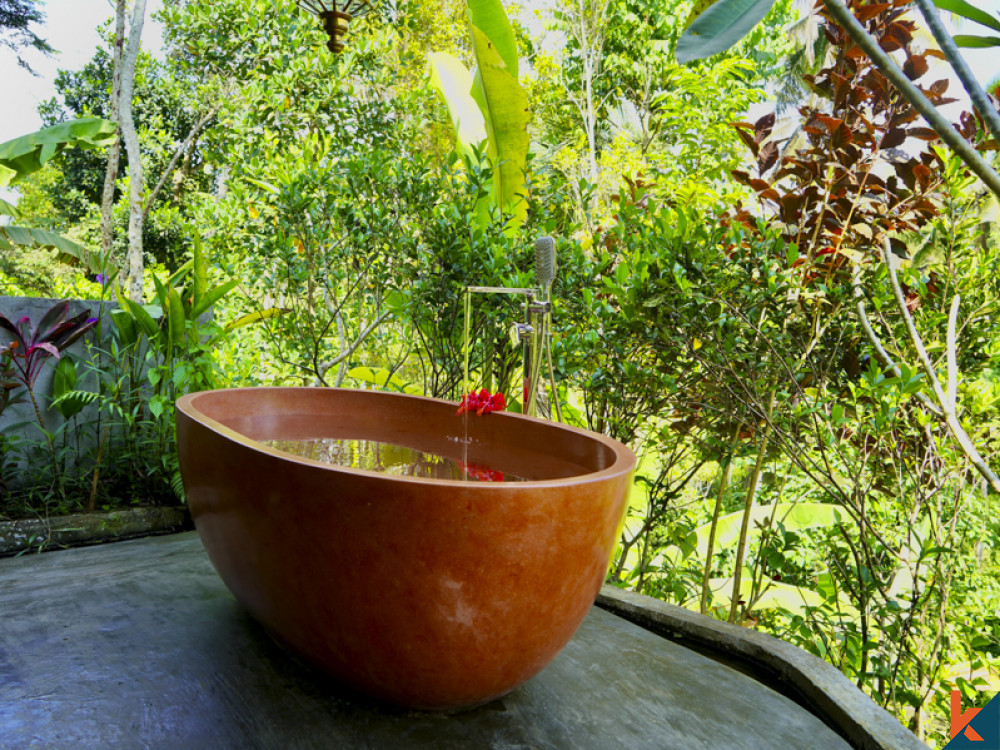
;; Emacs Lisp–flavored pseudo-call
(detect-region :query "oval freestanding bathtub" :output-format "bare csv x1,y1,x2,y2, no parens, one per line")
176,387,636,710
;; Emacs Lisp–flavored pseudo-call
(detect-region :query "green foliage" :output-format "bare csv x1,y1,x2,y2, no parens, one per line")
6,2,1000,743
348,365,421,395
0,0,52,70
0,119,115,274
111,230,279,394
934,0,1000,48
33,42,219,267
428,52,487,160
428,0,530,224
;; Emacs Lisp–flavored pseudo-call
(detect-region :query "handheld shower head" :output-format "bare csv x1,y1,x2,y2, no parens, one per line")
534,236,556,289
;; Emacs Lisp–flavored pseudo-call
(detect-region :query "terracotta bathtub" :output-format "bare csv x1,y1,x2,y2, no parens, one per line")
176,387,636,710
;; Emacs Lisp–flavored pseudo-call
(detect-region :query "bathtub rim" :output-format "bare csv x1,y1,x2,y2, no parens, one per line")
176,386,637,489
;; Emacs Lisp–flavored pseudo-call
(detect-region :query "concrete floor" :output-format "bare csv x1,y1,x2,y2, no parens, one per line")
0,532,852,749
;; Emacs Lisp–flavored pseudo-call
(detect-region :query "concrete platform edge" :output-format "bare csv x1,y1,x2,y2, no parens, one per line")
0,507,191,557
596,585,928,750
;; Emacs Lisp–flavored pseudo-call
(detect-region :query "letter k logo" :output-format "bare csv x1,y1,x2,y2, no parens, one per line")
947,688,1000,749
953,690,984,742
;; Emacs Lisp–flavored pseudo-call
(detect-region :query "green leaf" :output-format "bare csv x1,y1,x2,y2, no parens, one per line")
152,273,171,308
149,395,165,420
953,34,1000,47
110,309,138,348
785,244,799,267
707,574,826,616
349,365,378,383
50,390,98,420
676,0,779,64
192,232,207,310
467,0,519,75
666,502,845,563
385,290,408,315
191,279,239,319
469,25,529,221
52,355,77,400
223,307,288,332
166,286,186,354
458,0,530,224
685,0,719,30
122,299,161,342
244,176,280,194
0,196,20,219
164,259,194,292
428,51,488,161
348,365,415,393
933,0,1000,33
0,118,117,187
616,262,629,286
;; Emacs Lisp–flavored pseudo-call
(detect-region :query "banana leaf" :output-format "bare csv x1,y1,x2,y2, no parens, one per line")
0,118,117,187
428,51,488,161
676,0,778,64
0,226,109,275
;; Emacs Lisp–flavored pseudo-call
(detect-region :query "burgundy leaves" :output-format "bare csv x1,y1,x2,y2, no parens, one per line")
722,0,974,285
0,301,98,389
731,113,779,175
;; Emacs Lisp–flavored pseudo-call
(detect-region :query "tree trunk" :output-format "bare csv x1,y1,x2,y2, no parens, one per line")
559,0,609,222
121,0,148,302
700,425,741,614
98,0,127,263
727,430,769,624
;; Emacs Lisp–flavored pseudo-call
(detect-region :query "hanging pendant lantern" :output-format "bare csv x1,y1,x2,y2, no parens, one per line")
298,0,374,54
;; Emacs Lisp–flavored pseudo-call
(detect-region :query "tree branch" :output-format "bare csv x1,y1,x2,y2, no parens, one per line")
946,293,959,408
821,0,1000,200
913,0,1000,146
852,261,942,416
879,239,1000,492
142,102,222,224
315,309,391,382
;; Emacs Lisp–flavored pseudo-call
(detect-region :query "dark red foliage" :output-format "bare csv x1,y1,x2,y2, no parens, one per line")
0,301,98,390
722,0,999,295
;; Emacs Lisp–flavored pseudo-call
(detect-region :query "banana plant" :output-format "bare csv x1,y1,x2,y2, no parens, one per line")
0,118,117,275
428,0,530,226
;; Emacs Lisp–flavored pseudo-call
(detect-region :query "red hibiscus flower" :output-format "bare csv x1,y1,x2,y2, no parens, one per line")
456,388,507,416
